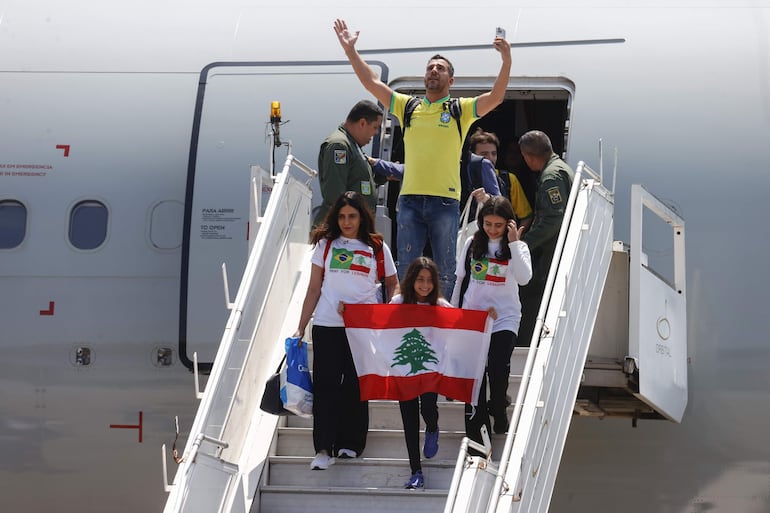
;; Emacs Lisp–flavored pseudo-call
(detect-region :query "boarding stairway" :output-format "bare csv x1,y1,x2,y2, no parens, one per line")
162,157,687,513
446,163,613,513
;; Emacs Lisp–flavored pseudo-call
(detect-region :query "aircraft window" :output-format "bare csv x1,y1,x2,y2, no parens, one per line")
0,200,27,249
69,200,108,250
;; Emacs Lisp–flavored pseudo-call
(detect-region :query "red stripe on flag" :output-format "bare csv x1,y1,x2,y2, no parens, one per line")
343,304,488,331
358,372,476,403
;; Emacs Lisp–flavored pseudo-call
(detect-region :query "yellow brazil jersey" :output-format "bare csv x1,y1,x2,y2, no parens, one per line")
391,92,478,200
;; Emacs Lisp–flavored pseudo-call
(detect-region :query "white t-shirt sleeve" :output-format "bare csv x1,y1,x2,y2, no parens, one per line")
310,239,329,268
382,242,397,277
508,240,533,285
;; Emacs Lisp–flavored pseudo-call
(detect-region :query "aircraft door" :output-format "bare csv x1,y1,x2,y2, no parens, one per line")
181,60,390,368
629,184,688,422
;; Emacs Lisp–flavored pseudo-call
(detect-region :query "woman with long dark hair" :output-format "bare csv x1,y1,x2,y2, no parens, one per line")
294,191,399,470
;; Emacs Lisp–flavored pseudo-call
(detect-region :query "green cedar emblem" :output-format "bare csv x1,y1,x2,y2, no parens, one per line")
391,328,439,375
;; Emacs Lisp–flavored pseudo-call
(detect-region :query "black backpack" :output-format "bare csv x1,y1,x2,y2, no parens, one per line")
403,96,462,140
496,170,512,201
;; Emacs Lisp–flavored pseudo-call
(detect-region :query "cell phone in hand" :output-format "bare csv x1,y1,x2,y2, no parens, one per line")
495,27,506,39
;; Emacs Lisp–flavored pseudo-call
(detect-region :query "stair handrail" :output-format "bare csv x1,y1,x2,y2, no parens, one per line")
493,162,613,513
484,163,589,513
162,154,315,513
443,163,589,513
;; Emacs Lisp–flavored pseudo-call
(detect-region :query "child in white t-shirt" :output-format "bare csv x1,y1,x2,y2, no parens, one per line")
389,257,451,490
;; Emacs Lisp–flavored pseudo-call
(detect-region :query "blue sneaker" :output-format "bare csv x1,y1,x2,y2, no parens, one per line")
404,470,424,489
423,429,439,459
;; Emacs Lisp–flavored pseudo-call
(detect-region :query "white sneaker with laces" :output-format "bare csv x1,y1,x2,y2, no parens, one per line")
310,452,335,470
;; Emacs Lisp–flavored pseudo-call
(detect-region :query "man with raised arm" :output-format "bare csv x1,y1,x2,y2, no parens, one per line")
333,18,511,299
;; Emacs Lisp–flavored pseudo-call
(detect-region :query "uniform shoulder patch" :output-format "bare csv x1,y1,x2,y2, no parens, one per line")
333,149,347,164
547,187,563,205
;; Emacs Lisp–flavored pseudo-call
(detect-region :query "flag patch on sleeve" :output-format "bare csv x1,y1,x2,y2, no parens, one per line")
547,187,563,205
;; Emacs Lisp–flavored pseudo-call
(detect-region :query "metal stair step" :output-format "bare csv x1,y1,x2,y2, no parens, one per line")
276,427,509,460
259,485,448,513
266,455,456,489
284,389,521,431
276,427,462,459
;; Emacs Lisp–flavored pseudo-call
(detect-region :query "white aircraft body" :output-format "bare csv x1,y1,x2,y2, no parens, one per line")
1,1,769,512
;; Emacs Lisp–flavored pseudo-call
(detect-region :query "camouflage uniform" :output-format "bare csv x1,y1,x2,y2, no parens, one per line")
518,154,574,346
314,125,377,227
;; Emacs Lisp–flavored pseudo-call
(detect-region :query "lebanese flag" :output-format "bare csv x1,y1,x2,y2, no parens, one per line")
472,257,508,283
343,304,492,405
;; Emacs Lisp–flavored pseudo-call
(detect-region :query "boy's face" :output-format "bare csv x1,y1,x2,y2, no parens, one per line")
474,142,498,167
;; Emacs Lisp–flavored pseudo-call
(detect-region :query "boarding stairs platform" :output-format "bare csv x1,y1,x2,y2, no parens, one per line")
162,157,687,513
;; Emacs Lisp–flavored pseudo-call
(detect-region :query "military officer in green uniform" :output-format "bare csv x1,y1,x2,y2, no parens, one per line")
517,130,575,346
314,100,384,228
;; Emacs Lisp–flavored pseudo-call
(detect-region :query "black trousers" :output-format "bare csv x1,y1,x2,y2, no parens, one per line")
399,392,438,473
311,325,369,456
518,282,543,347
465,330,516,447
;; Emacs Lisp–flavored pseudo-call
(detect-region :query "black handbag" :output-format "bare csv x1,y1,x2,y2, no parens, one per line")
259,355,294,416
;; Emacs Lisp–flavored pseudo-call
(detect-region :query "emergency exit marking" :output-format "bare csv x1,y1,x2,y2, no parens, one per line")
39,301,55,316
110,411,143,443
55,144,70,156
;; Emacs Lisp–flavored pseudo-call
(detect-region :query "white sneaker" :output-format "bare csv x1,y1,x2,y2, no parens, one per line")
310,452,335,470
336,448,357,459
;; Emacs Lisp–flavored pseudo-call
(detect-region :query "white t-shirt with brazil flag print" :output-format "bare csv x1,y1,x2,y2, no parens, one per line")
451,238,532,334
311,236,397,327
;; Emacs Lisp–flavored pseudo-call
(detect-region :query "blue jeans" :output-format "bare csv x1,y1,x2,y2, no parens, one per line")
396,194,459,299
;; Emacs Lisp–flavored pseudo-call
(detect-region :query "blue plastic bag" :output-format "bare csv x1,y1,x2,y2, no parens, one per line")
279,337,313,417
